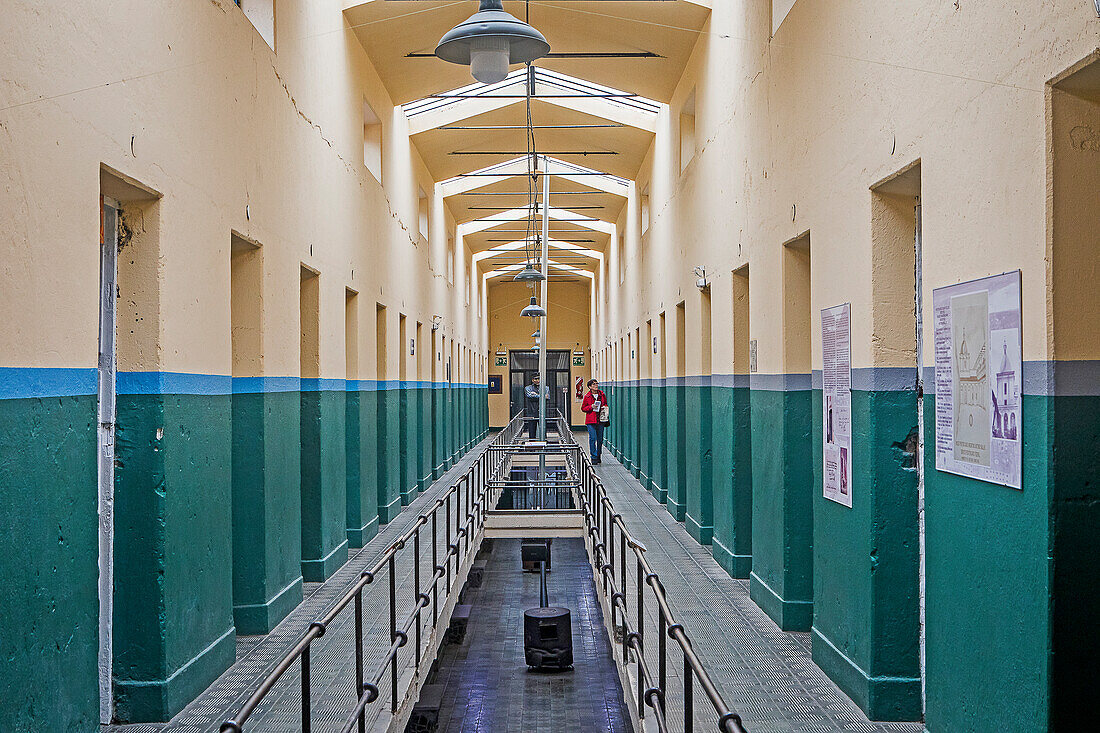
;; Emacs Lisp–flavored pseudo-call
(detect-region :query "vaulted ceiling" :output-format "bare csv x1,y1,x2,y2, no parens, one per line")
344,0,711,281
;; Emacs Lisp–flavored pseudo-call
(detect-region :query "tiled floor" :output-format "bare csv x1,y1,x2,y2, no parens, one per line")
594,446,926,733
424,538,630,732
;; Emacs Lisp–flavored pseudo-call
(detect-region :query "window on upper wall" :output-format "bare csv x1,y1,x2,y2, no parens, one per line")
417,187,429,246
640,187,651,235
618,234,626,284
446,236,455,285
235,0,275,51
680,89,697,174
363,99,382,184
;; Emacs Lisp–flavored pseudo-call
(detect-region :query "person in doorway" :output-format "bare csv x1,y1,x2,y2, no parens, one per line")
524,373,548,440
581,378,609,464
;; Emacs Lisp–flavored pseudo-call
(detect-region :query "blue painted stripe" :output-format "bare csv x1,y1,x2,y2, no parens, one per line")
0,368,496,400
117,372,233,396
299,378,348,393
601,361,1100,398
0,367,97,399
749,373,812,392
234,376,302,394
811,367,918,392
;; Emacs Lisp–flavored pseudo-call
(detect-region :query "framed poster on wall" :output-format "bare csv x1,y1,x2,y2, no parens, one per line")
821,303,853,508
488,375,503,394
932,271,1022,489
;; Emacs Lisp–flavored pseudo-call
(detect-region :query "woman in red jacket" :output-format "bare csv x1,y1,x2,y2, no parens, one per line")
581,378,609,464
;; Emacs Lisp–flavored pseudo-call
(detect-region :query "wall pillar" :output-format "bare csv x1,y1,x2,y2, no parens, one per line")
748,374,813,631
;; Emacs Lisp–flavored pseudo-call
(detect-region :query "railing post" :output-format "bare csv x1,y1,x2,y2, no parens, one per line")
659,602,667,699
414,526,422,670
354,591,365,733
301,644,311,733
607,512,615,625
684,650,693,733
637,557,645,720
389,554,398,714
431,510,439,623
445,493,452,595
619,525,627,615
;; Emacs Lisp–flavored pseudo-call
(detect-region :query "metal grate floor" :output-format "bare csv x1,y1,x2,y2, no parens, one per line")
105,441,491,733
424,538,630,732
592,447,926,733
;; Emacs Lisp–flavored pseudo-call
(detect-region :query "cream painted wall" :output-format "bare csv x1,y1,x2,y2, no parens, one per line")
0,0,483,380
487,280,592,428
595,0,1100,376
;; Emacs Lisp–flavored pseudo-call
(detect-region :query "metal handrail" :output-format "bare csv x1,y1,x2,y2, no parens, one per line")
220,417,521,733
563,425,749,733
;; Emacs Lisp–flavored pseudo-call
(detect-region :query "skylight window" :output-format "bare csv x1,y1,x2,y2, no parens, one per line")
403,67,660,119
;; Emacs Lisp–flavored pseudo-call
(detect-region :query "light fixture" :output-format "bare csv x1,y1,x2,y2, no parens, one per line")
431,315,443,332
513,262,545,283
521,296,547,318
435,0,551,85
531,328,541,338
694,266,709,291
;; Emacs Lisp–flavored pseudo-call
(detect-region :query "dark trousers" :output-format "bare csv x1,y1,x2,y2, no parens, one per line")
527,416,538,440
587,423,605,458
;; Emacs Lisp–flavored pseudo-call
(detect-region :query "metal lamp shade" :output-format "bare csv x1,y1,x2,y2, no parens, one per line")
520,296,547,318
513,264,545,283
435,1,551,68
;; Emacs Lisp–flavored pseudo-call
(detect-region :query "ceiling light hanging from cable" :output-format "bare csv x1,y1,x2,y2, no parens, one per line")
520,296,546,318
435,1,551,85
513,264,545,283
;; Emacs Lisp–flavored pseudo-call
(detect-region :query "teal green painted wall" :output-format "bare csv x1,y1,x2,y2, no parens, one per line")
711,384,753,578
639,385,652,488
346,390,379,547
113,392,236,722
418,387,431,490
617,385,629,464
0,393,99,732
300,390,348,581
650,386,667,501
1,371,485,729
232,390,303,633
811,387,920,721
398,386,411,505
444,385,455,467
665,385,687,521
377,388,401,523
924,391,1051,732
748,384,813,631
685,384,714,545
433,387,444,478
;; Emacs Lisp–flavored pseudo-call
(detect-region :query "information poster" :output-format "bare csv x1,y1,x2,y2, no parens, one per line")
821,303,853,507
933,271,1022,489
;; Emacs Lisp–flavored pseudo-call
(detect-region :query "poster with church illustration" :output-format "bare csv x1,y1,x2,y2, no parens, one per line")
932,271,1022,489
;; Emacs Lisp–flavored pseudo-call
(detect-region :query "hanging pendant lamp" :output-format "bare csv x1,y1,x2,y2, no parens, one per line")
520,296,547,318
514,262,545,283
435,0,551,85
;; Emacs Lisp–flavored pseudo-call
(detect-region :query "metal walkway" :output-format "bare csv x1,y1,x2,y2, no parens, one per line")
592,449,924,733
106,440,491,733
426,538,630,732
